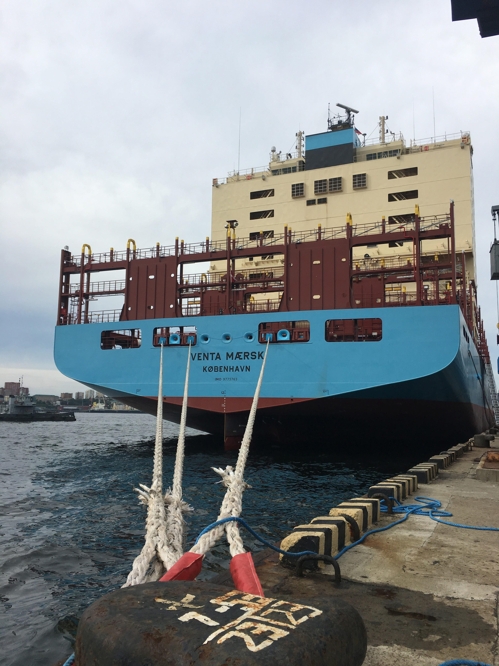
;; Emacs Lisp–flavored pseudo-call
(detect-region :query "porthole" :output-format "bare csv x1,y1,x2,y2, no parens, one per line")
222,333,232,343
244,332,255,342
200,334,210,344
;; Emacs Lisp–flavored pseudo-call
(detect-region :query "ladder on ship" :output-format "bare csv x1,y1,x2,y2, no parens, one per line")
484,362,499,424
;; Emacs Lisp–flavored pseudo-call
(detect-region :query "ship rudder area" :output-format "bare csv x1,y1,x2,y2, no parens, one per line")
223,411,248,451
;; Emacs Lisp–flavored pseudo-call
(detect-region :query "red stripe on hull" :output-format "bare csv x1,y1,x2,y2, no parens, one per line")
160,396,312,412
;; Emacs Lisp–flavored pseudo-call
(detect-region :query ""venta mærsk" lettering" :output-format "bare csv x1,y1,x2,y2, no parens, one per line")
190,351,265,361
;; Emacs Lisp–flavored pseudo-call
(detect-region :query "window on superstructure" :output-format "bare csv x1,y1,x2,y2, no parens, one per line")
388,190,418,202
291,183,304,198
388,167,418,179
328,177,342,192
366,149,400,160
314,179,327,195
249,230,274,240
389,240,405,247
353,173,367,189
250,189,275,199
317,198,327,204
250,210,274,220
306,199,316,206
388,213,415,225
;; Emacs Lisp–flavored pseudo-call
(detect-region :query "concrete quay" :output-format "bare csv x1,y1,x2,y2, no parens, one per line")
221,438,499,665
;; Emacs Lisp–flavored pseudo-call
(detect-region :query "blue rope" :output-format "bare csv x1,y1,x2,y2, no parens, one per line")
336,495,499,559
381,495,499,531
62,655,75,666
194,516,318,558
439,661,492,665
194,497,499,562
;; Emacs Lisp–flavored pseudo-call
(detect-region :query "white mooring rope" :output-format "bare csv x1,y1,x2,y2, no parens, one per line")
164,345,193,561
190,341,269,557
124,340,269,586
123,343,192,587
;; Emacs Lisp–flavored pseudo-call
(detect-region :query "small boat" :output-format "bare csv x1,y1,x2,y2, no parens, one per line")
0,392,76,422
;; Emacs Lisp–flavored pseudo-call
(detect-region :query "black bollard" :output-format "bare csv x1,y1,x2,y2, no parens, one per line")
75,580,367,665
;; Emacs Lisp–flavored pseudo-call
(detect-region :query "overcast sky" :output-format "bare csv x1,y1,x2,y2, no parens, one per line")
1,0,498,395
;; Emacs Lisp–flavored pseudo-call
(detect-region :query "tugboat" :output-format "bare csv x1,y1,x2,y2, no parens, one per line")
0,389,76,422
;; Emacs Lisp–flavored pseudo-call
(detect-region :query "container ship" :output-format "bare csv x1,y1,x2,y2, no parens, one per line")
54,105,497,449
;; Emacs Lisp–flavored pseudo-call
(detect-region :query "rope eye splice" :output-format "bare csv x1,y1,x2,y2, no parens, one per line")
125,339,271,597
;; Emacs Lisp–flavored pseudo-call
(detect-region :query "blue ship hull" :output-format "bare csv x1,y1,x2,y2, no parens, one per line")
54,304,494,447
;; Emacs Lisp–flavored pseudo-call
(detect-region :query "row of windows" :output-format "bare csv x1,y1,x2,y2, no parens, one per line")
313,177,343,194
247,202,417,226
100,318,383,350
251,166,417,203
291,175,365,199
249,177,418,218
270,163,305,176
306,198,327,206
247,193,418,222
366,149,400,160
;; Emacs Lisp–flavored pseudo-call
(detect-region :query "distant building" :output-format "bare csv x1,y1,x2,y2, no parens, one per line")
75,392,84,400
60,392,73,400
1,382,30,396
33,394,59,404
4,382,20,395
85,390,95,400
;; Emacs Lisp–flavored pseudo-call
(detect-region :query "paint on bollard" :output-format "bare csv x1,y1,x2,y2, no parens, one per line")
75,580,367,665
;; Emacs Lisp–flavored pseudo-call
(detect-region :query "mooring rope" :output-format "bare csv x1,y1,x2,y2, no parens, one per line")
123,342,191,586
190,341,269,558
164,344,193,560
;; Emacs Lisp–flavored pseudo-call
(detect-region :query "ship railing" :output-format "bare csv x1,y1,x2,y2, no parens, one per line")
352,256,415,272
81,310,122,324
245,299,281,312
382,290,453,307
361,132,405,148
219,151,302,183
67,279,126,295
66,213,453,269
181,267,285,286
407,131,468,149
419,214,451,231
228,233,287,250
182,303,201,316
179,240,222,255
226,165,270,179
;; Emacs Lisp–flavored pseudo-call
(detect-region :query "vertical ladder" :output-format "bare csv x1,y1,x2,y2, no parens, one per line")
484,362,499,424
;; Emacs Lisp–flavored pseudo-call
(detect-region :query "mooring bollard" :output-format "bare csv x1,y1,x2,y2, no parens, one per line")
474,433,490,448
75,580,367,665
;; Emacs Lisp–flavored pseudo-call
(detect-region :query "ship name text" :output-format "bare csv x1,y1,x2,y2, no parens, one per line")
191,351,265,361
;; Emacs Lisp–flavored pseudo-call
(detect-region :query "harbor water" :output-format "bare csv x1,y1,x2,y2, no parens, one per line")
1,413,408,665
